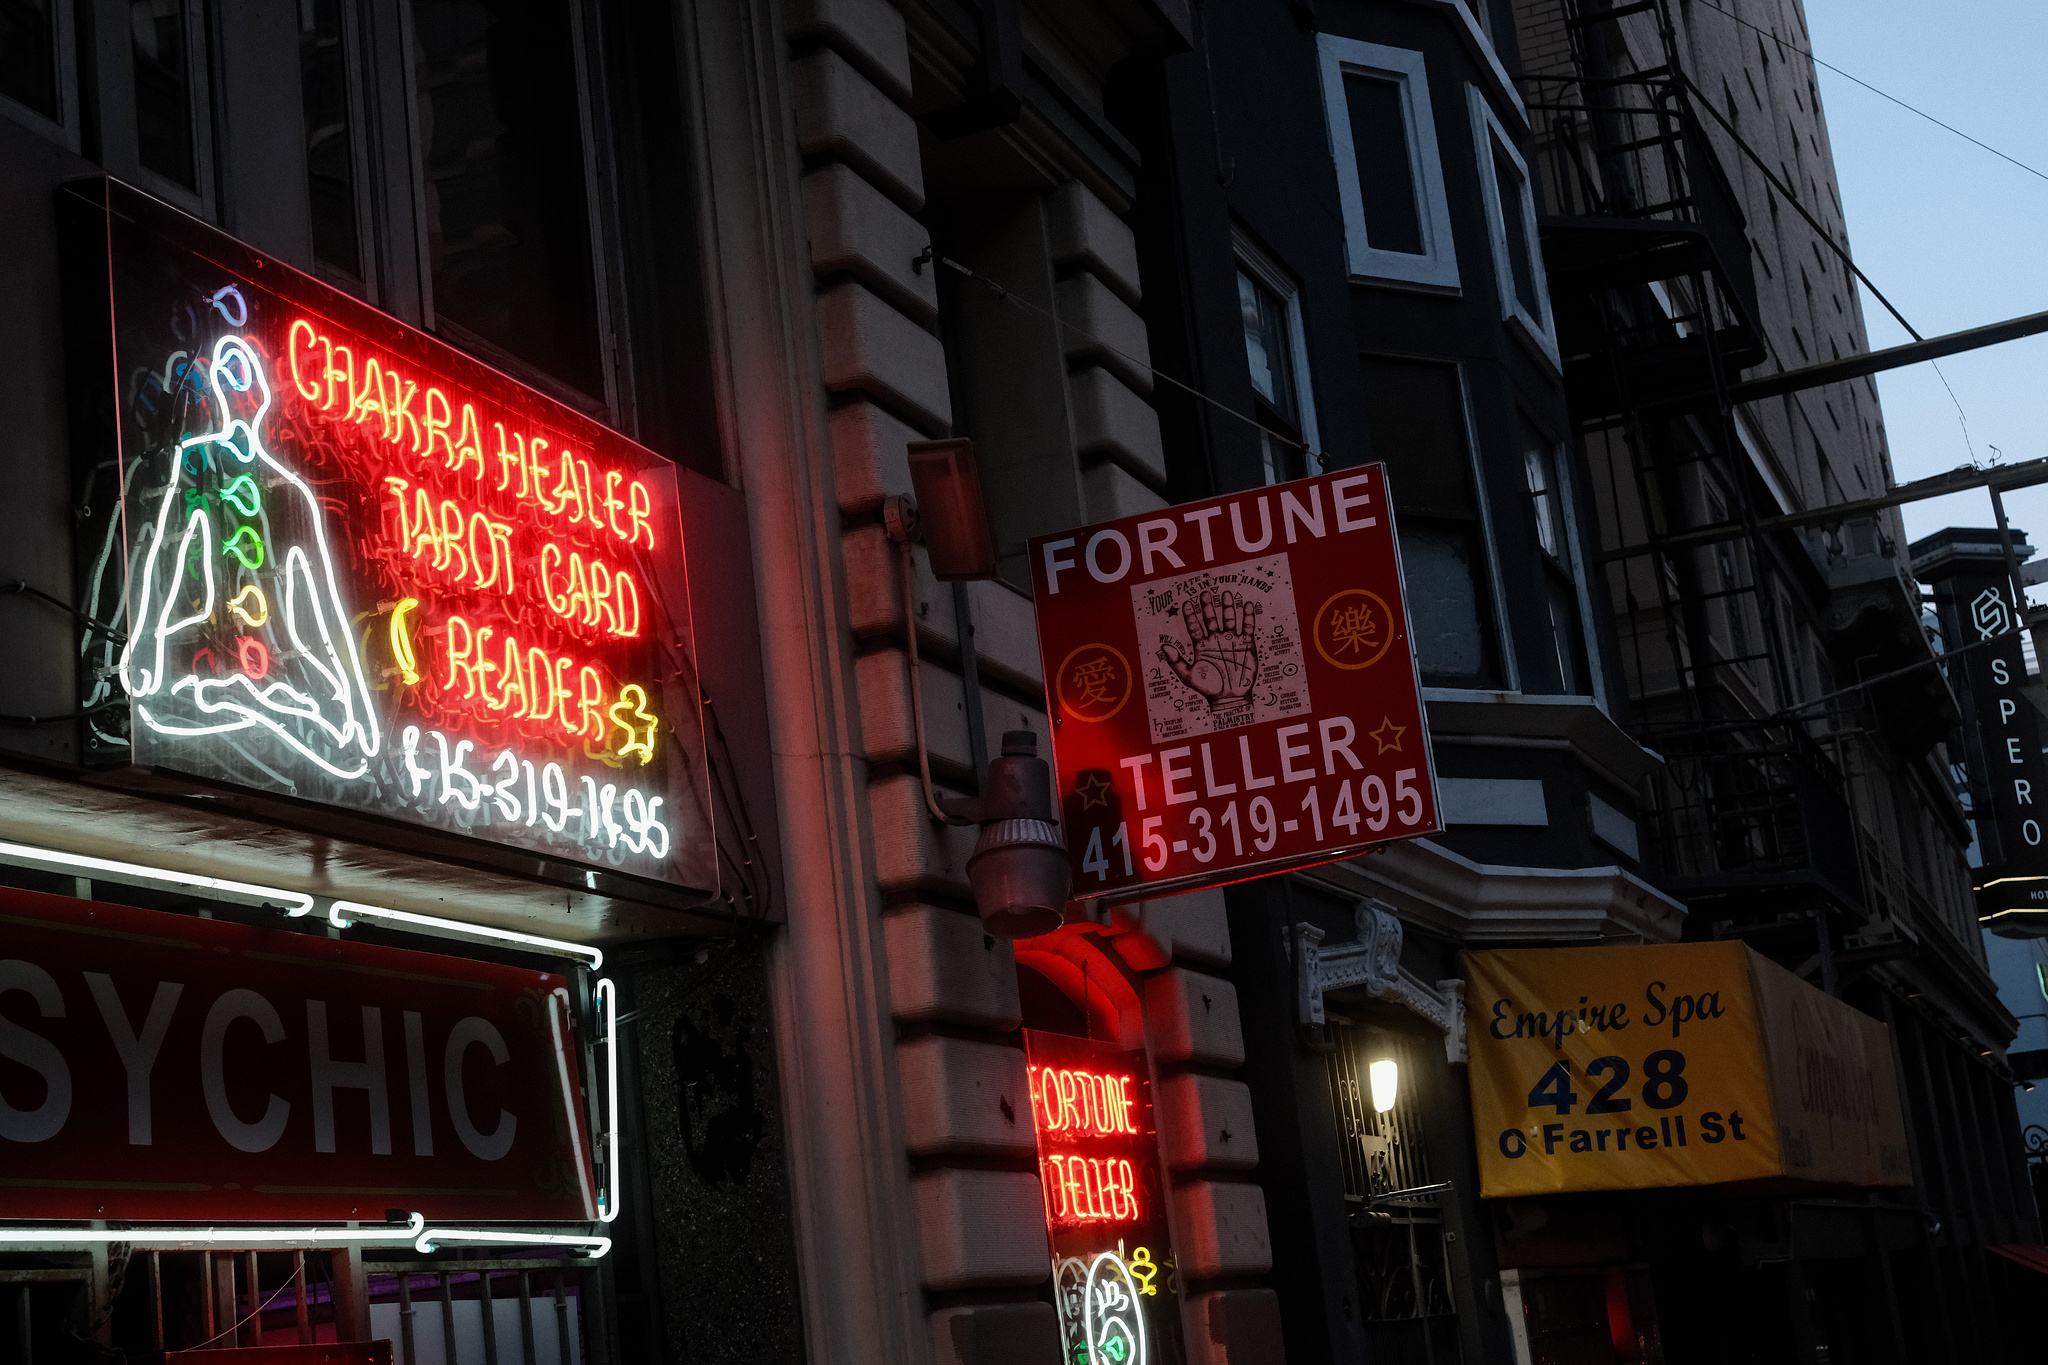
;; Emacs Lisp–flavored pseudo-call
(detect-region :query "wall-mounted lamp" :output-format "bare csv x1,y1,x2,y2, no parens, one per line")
883,443,1067,937
1369,1057,1399,1114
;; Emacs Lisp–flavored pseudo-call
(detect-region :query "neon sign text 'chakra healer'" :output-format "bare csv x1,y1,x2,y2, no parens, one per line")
67,178,715,895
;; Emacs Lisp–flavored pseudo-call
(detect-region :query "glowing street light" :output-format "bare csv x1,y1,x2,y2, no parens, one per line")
1369,1057,1399,1113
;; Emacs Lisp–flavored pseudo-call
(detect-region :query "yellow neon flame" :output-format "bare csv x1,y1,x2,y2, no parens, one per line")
608,684,659,765
389,597,422,685
227,584,270,627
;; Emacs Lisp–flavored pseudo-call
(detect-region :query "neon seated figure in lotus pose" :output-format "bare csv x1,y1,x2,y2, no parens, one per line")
120,331,382,782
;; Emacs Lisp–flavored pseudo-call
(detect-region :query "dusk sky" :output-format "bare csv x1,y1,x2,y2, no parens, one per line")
1804,0,2048,563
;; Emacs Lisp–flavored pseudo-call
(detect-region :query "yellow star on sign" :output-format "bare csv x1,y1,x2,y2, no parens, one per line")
1075,770,1113,810
1370,717,1406,754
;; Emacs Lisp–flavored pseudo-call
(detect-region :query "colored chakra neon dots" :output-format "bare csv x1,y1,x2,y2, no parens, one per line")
120,333,384,782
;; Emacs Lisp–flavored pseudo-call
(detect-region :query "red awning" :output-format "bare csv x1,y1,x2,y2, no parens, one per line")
1989,1244,2048,1277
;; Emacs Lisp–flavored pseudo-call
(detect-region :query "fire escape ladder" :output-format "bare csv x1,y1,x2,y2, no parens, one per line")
1526,0,1864,932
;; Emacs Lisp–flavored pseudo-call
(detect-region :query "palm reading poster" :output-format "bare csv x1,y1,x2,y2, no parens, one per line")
1134,554,1311,742
1029,465,1438,905
60,179,715,896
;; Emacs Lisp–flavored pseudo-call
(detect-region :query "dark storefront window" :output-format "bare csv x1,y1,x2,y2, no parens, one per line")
413,0,605,399
299,0,361,279
0,0,58,119
1361,354,1502,688
131,0,196,187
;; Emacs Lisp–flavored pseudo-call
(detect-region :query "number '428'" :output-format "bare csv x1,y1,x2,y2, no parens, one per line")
1526,1052,1689,1115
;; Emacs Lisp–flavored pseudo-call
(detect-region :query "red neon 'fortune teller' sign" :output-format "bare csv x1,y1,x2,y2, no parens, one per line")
67,179,714,894
1022,1031,1160,1232
1031,1060,1144,1223
1022,1029,1184,1365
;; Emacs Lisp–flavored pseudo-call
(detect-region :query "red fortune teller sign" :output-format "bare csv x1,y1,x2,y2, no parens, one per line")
1028,464,1439,904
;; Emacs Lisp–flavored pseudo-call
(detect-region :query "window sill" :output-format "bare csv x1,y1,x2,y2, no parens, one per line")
1350,275,1464,301
1420,688,1661,789
1504,309,1562,377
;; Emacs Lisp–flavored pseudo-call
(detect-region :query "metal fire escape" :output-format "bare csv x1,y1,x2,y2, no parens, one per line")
1521,0,1959,973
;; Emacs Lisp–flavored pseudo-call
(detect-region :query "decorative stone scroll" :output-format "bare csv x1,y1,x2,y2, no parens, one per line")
1293,899,1468,1063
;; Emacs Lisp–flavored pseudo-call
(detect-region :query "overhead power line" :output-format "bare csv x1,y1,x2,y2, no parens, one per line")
1692,0,2048,187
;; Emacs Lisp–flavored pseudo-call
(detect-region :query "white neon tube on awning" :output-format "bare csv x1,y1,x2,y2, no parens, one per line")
415,1228,612,1256
0,1213,426,1247
0,1212,610,1257
328,899,603,970
0,838,316,916
596,977,620,1224
0,840,604,971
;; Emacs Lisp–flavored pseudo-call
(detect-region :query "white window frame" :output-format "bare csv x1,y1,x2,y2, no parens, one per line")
1231,224,1323,481
116,0,217,218
1316,36,1460,290
1467,84,1558,369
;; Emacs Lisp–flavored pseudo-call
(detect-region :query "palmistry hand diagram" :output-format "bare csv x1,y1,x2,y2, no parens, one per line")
1158,589,1262,720
119,332,382,779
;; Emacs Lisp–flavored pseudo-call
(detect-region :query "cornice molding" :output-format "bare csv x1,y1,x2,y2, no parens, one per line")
1295,837,1687,945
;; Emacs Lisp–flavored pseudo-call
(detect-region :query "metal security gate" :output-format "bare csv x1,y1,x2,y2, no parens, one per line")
1327,1021,1461,1363
366,1260,587,1365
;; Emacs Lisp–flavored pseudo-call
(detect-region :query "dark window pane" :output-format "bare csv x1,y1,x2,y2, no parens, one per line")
1343,72,1424,255
1494,152,1539,314
132,0,196,188
0,0,58,119
1358,355,1473,518
300,0,360,277
1359,356,1497,686
415,0,603,397
1401,524,1495,685
1548,576,1586,695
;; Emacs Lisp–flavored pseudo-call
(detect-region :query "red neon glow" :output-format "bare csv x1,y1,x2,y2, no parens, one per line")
276,314,671,772
539,543,642,638
439,615,655,758
1029,1064,1142,1139
289,318,655,551
236,637,271,680
1041,1154,1139,1223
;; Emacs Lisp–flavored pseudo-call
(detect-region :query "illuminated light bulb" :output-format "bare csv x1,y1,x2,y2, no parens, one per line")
1369,1058,1399,1114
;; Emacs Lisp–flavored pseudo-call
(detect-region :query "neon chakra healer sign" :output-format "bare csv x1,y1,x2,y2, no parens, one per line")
64,179,713,894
